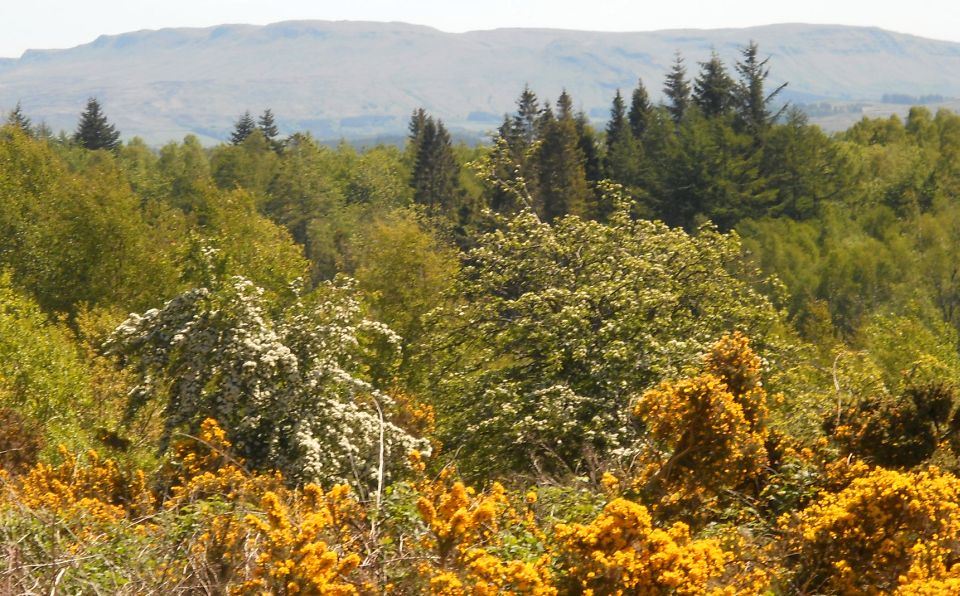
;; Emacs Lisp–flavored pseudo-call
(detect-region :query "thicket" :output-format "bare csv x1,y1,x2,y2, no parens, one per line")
4,44,960,592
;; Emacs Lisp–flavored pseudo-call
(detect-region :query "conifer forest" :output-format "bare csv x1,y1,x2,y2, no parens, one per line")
6,44,960,594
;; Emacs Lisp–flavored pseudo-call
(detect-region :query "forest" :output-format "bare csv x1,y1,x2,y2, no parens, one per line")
3,43,960,593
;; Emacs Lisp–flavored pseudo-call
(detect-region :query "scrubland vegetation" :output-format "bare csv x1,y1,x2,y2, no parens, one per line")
5,45,960,593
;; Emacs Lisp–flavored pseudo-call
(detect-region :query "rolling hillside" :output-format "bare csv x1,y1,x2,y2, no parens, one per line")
2,21,960,143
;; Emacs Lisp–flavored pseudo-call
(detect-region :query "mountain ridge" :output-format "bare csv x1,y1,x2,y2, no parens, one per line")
2,20,960,144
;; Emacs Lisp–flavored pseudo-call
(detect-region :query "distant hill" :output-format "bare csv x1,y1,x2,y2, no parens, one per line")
3,21,960,144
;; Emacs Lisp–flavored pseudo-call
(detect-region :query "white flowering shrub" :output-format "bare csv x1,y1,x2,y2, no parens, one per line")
107,274,427,488
422,195,782,479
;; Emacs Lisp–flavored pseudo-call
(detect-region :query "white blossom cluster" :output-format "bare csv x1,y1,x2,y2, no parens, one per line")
107,275,427,488
425,197,779,478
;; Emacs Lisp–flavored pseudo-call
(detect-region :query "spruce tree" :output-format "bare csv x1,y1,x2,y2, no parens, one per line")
74,98,121,151
663,52,691,123
406,108,430,169
499,86,545,209
6,101,32,135
512,85,542,147
604,90,643,201
538,91,590,222
628,79,653,138
487,116,523,214
606,90,629,148
693,51,736,118
575,111,602,183
230,111,257,145
411,116,461,216
257,108,281,151
734,42,788,137
408,108,428,147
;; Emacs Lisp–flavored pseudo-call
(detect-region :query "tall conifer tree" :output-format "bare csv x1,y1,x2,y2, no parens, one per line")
512,85,542,147
693,51,736,118
258,108,281,152
74,98,121,151
604,90,643,201
628,79,653,138
230,111,257,145
538,91,590,221
663,53,692,123
606,90,629,148
411,115,461,216
575,111,603,183
6,101,32,135
408,109,428,148
734,42,788,137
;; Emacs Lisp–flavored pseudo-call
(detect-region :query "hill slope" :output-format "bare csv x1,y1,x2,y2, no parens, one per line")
2,21,960,143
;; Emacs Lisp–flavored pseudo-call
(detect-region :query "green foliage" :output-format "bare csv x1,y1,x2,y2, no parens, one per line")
538,91,591,221
604,90,646,208
257,108,281,152
482,88,597,224
0,128,181,314
211,129,279,196
0,272,97,452
198,189,310,298
628,79,652,138
148,134,214,213
421,191,781,480
351,208,459,367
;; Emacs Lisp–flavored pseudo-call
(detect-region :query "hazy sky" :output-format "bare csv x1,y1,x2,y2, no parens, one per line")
3,0,959,58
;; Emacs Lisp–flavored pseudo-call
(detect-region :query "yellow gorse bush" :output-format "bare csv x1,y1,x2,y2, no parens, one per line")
782,465,960,594
410,465,556,595
554,497,736,595
8,338,960,594
632,332,768,518
236,486,362,595
9,445,153,522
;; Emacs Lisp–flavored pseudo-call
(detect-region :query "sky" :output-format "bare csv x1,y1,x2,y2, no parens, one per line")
3,0,960,58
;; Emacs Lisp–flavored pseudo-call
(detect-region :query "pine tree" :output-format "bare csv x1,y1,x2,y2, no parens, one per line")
663,52,691,123
6,101,32,135
628,79,653,138
693,51,736,118
258,108,281,151
230,111,256,145
74,98,121,151
734,42,788,137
